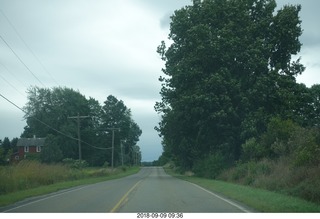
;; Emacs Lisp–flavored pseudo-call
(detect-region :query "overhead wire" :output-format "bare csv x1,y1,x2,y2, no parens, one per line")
0,92,112,150
0,73,26,97
0,59,28,98
0,9,111,151
0,34,46,87
0,9,60,87
0,61,29,89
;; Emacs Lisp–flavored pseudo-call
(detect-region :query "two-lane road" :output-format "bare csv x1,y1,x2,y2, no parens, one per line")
2,167,252,213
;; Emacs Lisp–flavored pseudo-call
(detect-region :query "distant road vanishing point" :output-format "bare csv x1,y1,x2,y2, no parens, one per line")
2,167,252,213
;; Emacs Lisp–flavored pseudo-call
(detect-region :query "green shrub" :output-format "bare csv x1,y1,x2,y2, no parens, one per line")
283,165,320,203
86,168,111,177
218,157,320,204
219,159,273,186
102,161,109,168
230,162,248,181
260,117,299,158
193,153,225,179
288,128,320,166
62,158,88,169
241,137,265,161
40,134,63,163
286,180,320,204
25,153,41,161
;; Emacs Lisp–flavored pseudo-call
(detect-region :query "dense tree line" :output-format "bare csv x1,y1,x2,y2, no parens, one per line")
22,86,142,166
155,0,320,173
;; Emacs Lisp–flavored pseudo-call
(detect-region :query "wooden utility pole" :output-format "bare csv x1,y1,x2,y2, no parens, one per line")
120,140,124,166
106,128,120,169
68,113,90,160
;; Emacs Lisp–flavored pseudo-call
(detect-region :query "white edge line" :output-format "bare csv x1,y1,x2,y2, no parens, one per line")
189,182,251,213
3,185,88,212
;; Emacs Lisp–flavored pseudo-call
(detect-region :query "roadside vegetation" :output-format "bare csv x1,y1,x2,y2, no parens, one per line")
0,160,140,207
165,167,320,212
203,118,320,205
160,117,320,209
154,0,320,212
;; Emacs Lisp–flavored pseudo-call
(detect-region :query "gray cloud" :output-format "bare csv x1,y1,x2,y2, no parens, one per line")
160,12,172,30
277,0,320,49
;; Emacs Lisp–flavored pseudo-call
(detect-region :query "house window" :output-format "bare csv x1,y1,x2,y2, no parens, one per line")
24,146,29,152
36,146,41,152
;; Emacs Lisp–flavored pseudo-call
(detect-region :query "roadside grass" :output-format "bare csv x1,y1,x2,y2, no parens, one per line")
164,167,320,212
0,164,140,207
218,158,320,204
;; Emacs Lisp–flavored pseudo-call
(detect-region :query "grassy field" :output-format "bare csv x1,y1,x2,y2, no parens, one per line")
165,168,320,212
0,161,140,207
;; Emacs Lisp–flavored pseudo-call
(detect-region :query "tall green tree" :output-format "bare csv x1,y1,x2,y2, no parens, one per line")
155,0,304,170
22,87,95,161
0,137,12,164
40,134,63,163
308,85,320,127
101,95,142,166
22,88,142,166
2,137,11,154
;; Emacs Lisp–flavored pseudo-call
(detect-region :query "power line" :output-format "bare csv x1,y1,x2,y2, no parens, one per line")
0,92,77,140
0,11,110,153
0,9,60,86
0,93,26,113
0,92,110,151
0,34,46,87
0,61,29,89
0,73,26,97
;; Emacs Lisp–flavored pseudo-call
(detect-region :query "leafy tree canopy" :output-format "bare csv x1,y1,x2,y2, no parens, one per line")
155,0,308,170
22,87,142,166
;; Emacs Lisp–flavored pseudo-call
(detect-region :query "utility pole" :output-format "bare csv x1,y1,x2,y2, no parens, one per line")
120,140,124,166
68,113,90,160
132,145,138,166
107,128,120,169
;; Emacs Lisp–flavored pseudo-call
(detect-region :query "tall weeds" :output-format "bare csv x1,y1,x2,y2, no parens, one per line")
0,160,85,195
217,118,320,204
218,158,320,204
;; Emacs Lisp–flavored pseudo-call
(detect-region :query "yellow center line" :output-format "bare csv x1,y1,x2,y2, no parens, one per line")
110,179,142,212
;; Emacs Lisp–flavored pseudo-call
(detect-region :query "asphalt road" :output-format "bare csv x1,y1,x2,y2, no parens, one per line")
2,167,252,213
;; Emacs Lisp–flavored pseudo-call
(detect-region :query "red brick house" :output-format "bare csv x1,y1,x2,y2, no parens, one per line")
16,136,46,160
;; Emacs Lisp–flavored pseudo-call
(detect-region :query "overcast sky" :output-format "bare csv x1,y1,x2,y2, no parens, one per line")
0,0,319,162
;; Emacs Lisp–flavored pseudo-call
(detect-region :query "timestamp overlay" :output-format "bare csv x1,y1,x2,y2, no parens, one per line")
137,213,184,219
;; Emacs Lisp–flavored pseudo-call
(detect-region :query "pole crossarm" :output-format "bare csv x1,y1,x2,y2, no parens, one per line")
105,128,120,131
68,116,91,119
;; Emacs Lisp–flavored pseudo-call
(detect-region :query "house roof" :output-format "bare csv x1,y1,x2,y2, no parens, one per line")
17,138,46,147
